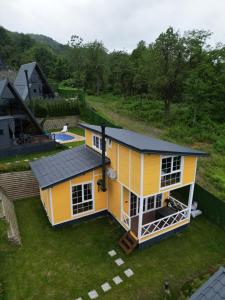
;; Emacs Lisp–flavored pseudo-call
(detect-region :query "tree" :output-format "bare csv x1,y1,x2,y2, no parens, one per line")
149,27,185,115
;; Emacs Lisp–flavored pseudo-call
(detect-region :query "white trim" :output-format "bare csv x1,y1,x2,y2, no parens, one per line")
188,183,195,220
117,144,120,179
120,185,123,225
128,149,131,189
49,188,54,225
138,154,144,239
117,180,141,197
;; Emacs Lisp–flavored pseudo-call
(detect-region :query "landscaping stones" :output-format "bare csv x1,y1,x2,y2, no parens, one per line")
113,275,123,285
124,268,134,278
108,249,117,257
101,282,111,292
88,290,98,299
115,258,124,266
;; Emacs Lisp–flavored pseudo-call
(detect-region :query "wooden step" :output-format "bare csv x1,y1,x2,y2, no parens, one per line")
118,230,138,254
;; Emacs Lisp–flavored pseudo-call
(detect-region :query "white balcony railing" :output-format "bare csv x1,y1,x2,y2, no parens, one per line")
141,207,189,238
121,211,130,229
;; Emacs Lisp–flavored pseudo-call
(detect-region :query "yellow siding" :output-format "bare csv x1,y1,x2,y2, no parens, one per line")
118,145,129,187
85,129,92,148
130,150,141,195
51,168,107,225
183,156,196,184
143,154,160,196
106,140,117,170
123,188,129,214
108,179,121,220
40,188,51,221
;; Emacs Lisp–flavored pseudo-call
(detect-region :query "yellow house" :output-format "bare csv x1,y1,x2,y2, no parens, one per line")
31,124,207,252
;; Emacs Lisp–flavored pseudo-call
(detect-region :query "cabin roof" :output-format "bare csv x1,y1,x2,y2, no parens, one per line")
80,124,207,157
14,61,54,100
30,145,110,189
190,266,225,300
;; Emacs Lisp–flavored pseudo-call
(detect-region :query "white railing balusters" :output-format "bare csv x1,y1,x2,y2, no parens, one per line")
141,208,189,238
122,211,130,229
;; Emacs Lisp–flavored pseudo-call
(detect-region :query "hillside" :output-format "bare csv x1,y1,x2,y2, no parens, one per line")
28,33,66,52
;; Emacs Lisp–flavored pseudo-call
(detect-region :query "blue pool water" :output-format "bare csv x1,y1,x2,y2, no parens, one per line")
51,133,75,142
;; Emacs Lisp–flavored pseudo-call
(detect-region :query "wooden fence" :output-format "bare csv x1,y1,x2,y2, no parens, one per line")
0,170,40,200
0,190,21,244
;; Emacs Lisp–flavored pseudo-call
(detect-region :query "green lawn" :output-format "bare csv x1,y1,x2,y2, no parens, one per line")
1,198,225,299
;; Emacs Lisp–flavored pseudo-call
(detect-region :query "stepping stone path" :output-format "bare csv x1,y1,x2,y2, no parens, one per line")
115,258,124,266
108,249,117,257
88,290,98,299
101,282,111,292
124,268,134,278
113,275,123,285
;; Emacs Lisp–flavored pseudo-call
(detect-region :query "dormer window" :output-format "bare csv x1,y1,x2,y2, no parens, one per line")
92,135,102,151
161,155,182,188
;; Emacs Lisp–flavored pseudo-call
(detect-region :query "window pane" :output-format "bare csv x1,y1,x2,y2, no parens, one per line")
161,172,181,187
84,183,92,201
173,156,181,171
72,183,93,215
156,194,162,208
162,157,172,175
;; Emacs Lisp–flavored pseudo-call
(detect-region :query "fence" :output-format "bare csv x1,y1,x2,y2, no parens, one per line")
37,116,79,131
172,183,225,228
0,190,21,244
0,170,39,200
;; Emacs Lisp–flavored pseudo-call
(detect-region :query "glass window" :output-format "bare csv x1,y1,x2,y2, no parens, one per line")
93,135,102,151
161,156,182,188
130,192,139,217
72,183,93,215
143,194,162,212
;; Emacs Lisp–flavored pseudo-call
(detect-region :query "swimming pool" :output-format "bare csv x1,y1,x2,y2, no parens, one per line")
51,133,75,143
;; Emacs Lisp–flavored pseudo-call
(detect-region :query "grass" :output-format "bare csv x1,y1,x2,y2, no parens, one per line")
0,127,85,173
1,197,225,299
86,94,225,200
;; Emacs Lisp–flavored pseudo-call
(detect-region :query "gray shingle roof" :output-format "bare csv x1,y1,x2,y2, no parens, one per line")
30,145,110,189
80,124,207,156
14,61,54,101
190,267,225,300
0,79,7,96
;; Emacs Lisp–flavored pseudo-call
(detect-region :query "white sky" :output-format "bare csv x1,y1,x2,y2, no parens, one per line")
0,0,224,51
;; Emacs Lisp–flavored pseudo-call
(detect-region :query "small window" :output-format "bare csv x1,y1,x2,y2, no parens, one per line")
33,89,37,93
0,129,3,135
108,139,112,148
143,193,162,212
92,135,102,151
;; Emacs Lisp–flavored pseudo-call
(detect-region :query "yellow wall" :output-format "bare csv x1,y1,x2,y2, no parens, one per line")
130,150,141,194
183,156,196,184
85,129,92,148
108,178,121,220
40,188,51,221
143,154,160,196
118,145,129,187
50,167,107,225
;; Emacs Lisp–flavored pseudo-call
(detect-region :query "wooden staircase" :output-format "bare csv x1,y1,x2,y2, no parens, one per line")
119,230,138,254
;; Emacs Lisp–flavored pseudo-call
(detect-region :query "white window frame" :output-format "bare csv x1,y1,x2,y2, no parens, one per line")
92,134,102,152
107,138,112,148
143,193,162,213
71,181,94,216
160,155,183,190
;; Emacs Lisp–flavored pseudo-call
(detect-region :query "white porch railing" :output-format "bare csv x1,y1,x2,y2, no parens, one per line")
168,196,188,210
121,211,130,229
141,207,189,238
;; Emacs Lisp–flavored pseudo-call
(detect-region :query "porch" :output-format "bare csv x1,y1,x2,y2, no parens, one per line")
120,185,193,242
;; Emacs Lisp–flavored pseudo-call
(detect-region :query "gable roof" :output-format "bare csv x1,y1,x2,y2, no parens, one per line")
0,79,43,133
14,61,54,101
80,124,207,157
30,145,110,189
190,267,225,300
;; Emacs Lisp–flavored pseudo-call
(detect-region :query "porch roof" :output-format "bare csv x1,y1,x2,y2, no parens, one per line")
80,124,207,157
30,145,110,190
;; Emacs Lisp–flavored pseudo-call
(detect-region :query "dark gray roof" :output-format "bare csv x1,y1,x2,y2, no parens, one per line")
0,116,14,120
190,267,225,300
0,79,43,133
30,145,110,189
80,124,207,156
14,61,54,101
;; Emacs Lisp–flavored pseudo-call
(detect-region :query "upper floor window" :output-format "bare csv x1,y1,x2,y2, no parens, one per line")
161,156,182,188
92,135,102,151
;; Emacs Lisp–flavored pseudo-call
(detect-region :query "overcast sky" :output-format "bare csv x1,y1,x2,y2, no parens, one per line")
0,0,224,51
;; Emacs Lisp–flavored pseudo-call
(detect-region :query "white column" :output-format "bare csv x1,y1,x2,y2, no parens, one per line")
188,183,195,220
138,197,144,238
120,185,123,223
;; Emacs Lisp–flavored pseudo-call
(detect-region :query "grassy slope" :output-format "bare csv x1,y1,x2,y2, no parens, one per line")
1,198,225,300
86,95,225,200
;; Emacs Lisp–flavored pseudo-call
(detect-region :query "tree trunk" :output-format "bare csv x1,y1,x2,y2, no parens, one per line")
165,98,171,115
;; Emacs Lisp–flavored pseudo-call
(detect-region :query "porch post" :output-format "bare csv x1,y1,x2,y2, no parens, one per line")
188,183,195,220
138,196,144,239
